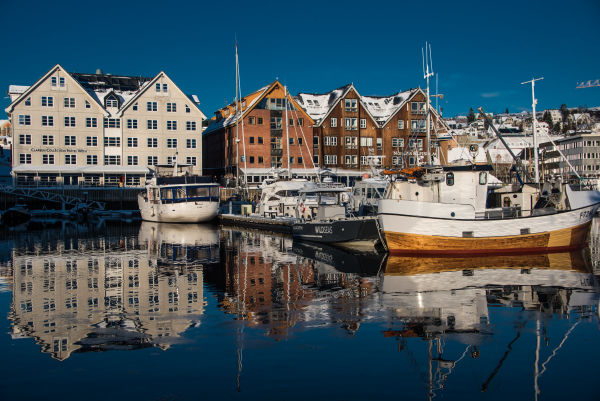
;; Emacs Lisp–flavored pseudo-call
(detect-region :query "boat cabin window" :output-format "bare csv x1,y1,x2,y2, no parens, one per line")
479,172,487,185
446,172,454,186
188,187,210,197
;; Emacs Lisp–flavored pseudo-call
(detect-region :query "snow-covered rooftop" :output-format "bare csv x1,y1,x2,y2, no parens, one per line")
361,89,415,125
294,84,351,124
8,85,29,94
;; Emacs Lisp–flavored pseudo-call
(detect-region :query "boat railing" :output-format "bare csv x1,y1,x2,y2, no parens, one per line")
477,207,522,220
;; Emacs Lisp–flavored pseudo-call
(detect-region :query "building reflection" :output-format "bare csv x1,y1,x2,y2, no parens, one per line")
213,229,383,337
9,222,219,360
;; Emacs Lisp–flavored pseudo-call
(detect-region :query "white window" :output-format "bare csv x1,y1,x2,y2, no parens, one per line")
392,138,404,148
360,137,373,147
127,137,138,147
86,117,97,128
19,134,31,145
147,156,158,165
42,116,53,126
186,121,197,131
344,99,357,112
132,102,138,111
392,156,402,165
85,100,90,109
167,138,177,148
87,136,97,146
19,115,31,125
344,155,357,166
43,154,55,164
185,105,191,113
104,137,120,147
398,120,404,129
167,156,175,165
360,118,366,129
64,116,76,127
42,96,54,107
162,83,168,92
64,97,75,108
104,155,121,165
24,97,31,106
127,156,138,166
51,77,57,87
106,98,118,108
147,138,158,148
345,118,357,130
330,118,337,127
167,103,176,112
411,119,425,132
59,77,65,87
65,136,76,146
20,154,32,164
324,136,338,146
42,135,54,145
411,102,426,114
324,155,337,165
127,119,137,129
167,121,177,130
186,156,197,166
155,83,160,92
360,156,368,165
186,138,196,148
104,118,120,128
87,155,98,165
345,136,358,149
377,137,382,150
417,139,424,150
147,120,158,130
65,154,76,165
147,102,157,111
409,139,415,149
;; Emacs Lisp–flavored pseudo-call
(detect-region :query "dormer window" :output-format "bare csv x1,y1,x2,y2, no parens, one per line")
105,94,119,108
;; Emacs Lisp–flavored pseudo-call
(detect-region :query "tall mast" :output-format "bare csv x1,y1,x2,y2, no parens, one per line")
521,77,544,183
235,44,240,187
285,85,290,177
423,43,434,165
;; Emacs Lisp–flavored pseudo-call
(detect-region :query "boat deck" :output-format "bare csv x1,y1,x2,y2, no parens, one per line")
218,214,294,234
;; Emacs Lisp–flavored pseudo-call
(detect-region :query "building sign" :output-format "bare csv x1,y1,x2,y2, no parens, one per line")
30,148,88,153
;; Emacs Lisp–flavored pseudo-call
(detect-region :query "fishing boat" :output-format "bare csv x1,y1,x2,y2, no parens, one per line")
138,163,220,223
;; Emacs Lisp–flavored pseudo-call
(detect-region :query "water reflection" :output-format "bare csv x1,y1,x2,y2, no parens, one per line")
9,223,218,360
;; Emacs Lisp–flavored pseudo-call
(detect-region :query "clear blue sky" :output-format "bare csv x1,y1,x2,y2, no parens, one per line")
2,0,599,118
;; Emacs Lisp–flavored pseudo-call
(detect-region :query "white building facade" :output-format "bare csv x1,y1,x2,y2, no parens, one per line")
6,65,206,187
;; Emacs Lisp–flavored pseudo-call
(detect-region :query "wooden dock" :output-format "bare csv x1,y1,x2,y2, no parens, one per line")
218,214,294,234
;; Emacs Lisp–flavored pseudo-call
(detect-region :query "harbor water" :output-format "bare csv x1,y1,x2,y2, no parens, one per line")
0,219,599,400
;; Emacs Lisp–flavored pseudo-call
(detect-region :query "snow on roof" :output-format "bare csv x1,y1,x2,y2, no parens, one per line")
294,84,351,124
8,85,30,94
361,89,414,126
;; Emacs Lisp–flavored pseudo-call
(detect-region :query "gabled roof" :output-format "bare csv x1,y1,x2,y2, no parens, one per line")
203,80,312,135
5,64,109,116
294,84,354,125
362,89,416,127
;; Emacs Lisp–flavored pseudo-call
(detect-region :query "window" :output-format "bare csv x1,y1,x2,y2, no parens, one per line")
409,156,416,166
392,156,402,165
258,156,264,163
248,116,256,125
147,156,158,165
411,102,426,114
86,136,97,146
331,118,337,127
289,118,294,126
360,137,373,147
345,136,357,149
65,154,76,165
186,156,196,166
127,156,138,165
409,138,415,149
19,115,31,125
186,138,196,148
185,104,190,113
411,119,426,132
20,154,31,164
297,118,304,126
249,137,255,144
377,137,382,150
42,135,54,145
106,98,118,108
298,137,303,145
132,102,138,111
147,138,158,148
289,157,294,164
392,137,404,148
270,117,282,129
167,120,177,130
64,97,75,108
85,100,90,109
104,137,120,147
147,120,157,130
313,136,319,147
162,84,168,92
104,118,120,128
324,136,338,146
289,138,294,145
257,117,263,125
258,137,263,144
167,138,177,148
398,120,405,129
127,119,137,129
25,97,31,106
42,96,54,107
446,172,454,186
104,155,121,165
127,137,138,147
345,99,358,112
417,139,424,150
249,156,255,163
64,116,76,127
42,116,53,126
313,155,319,165
345,118,357,130
155,83,161,92
51,77,57,87
166,103,176,112
86,117,97,128
19,134,31,145
87,155,98,165
59,77,65,87
43,154,55,164
65,136,76,146
167,156,175,165
298,156,303,164
147,102,157,111
360,118,366,129
324,155,337,165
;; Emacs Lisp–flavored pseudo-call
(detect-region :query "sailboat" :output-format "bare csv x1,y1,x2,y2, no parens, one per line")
377,50,600,255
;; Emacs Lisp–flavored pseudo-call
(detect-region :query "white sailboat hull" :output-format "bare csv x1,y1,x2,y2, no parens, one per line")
138,195,218,223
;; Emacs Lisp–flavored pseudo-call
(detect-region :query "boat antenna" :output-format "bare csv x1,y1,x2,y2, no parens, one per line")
521,77,543,184
423,42,434,165
285,85,291,179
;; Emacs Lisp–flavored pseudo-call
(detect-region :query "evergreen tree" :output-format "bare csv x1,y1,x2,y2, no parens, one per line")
505,107,509,114
560,104,569,122
467,107,475,123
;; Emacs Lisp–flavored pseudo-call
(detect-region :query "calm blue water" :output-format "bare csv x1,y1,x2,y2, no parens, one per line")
0,219,599,401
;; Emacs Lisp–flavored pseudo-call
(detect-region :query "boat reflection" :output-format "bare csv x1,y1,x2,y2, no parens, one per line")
380,250,599,400
9,223,216,361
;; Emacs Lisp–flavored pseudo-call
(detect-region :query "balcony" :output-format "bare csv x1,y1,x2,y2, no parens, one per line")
270,148,283,157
